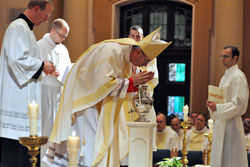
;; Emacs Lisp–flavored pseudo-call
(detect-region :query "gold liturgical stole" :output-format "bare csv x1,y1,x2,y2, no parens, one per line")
156,130,168,149
188,132,204,151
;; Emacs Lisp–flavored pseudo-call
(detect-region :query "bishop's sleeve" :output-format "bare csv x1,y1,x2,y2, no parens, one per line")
216,73,249,122
110,78,129,98
4,24,42,86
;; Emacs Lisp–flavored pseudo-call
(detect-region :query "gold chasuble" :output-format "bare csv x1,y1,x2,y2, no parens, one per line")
187,127,209,151
49,27,171,167
156,130,169,149
188,132,204,151
49,38,136,167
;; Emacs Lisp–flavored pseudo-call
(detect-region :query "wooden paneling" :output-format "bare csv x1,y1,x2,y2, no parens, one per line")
243,0,250,118
187,0,212,115
93,0,113,43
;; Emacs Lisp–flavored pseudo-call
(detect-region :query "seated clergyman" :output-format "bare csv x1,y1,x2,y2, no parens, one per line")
156,113,179,150
187,113,209,151
171,117,183,150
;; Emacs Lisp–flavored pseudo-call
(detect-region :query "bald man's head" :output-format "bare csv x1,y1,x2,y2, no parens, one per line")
171,117,181,132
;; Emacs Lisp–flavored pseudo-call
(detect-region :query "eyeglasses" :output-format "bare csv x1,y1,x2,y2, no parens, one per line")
197,118,205,122
157,121,164,124
220,55,231,59
54,28,68,38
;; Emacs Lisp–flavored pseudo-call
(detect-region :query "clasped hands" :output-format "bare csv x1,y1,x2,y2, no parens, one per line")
132,71,154,86
43,60,59,77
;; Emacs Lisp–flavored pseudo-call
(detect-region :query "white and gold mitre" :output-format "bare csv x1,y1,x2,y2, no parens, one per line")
138,27,172,60
86,27,171,61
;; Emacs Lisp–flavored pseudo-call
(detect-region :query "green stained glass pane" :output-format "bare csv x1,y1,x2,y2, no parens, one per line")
168,63,186,82
167,96,185,119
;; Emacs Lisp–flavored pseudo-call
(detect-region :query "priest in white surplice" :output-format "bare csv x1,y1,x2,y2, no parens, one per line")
38,18,72,82
206,45,249,167
43,27,171,167
37,18,72,164
0,1,54,167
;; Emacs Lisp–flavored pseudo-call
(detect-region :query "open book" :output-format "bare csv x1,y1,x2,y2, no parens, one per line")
208,85,227,119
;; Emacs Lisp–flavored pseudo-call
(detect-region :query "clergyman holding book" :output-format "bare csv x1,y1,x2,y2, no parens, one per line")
206,45,249,167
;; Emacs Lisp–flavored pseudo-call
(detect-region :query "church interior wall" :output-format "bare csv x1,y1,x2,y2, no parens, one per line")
62,0,89,62
210,0,243,86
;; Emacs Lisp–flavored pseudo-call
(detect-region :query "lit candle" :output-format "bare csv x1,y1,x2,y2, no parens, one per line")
28,100,39,136
208,119,213,134
183,105,189,122
67,131,80,167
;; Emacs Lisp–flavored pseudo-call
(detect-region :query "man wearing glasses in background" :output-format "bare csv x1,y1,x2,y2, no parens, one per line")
38,18,71,82
206,46,249,167
186,113,209,151
37,18,72,166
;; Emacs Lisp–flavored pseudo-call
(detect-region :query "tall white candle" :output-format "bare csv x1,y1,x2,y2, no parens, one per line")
67,131,80,167
208,119,213,134
183,105,189,122
28,100,39,136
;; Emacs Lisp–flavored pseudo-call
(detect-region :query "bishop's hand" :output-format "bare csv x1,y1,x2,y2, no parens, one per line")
132,71,154,86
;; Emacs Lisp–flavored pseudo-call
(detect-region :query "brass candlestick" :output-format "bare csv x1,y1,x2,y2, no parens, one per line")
204,133,213,165
19,136,48,167
181,121,192,167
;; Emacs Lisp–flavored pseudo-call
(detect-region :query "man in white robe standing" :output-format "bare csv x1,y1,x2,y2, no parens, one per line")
206,45,249,167
0,1,54,167
37,18,72,165
43,27,171,167
38,18,72,83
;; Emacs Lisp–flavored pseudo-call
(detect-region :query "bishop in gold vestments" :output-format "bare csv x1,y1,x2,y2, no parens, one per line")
43,28,171,167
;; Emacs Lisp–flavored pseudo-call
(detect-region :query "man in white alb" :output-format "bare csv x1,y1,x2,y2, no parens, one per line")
37,18,72,164
206,45,249,167
0,1,54,166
